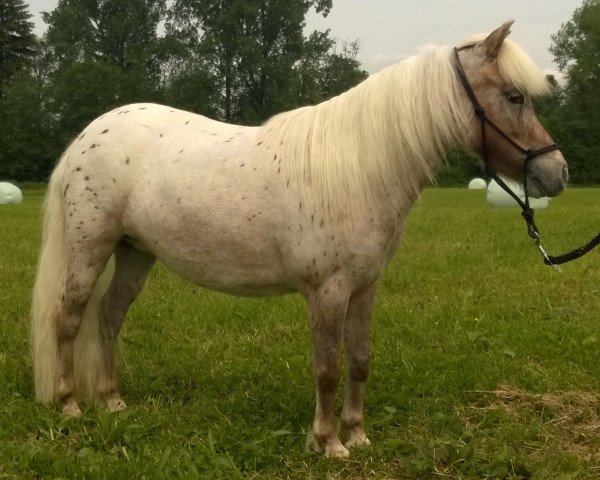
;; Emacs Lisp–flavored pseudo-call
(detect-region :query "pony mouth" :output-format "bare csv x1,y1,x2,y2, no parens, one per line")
527,176,565,198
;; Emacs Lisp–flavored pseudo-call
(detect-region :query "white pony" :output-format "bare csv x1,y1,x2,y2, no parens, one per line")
31,21,567,457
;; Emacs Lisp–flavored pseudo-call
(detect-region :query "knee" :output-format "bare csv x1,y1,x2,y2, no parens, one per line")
348,353,370,382
315,364,340,392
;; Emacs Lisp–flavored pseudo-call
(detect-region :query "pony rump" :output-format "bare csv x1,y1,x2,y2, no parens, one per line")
263,46,471,226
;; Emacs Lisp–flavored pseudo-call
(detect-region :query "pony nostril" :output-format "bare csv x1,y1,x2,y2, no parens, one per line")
562,165,569,185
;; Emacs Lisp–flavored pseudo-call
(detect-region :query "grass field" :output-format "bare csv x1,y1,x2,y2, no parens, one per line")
1,187,600,479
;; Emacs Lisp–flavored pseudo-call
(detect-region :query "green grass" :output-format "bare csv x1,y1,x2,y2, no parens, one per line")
1,187,600,479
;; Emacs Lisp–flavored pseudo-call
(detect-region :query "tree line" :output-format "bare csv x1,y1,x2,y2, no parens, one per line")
0,0,367,181
1,0,599,185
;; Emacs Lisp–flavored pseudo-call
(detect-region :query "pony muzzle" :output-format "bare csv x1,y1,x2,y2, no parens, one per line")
526,152,568,198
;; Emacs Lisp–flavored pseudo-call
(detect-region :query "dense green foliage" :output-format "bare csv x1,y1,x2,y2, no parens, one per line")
2,187,600,478
0,0,36,93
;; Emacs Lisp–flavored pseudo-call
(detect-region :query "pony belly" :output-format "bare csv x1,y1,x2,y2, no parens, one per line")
129,219,296,296
159,252,297,297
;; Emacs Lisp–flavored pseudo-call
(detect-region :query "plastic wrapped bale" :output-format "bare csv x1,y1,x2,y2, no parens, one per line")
486,177,549,209
0,182,23,204
468,178,487,189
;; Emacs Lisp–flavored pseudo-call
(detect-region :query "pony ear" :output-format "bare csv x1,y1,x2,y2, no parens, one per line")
477,20,514,60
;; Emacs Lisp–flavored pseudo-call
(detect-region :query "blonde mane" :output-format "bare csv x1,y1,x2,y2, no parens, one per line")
263,38,548,226
264,46,470,223
459,36,550,96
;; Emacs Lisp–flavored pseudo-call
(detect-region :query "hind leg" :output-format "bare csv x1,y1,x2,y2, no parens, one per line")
97,241,155,411
58,238,117,416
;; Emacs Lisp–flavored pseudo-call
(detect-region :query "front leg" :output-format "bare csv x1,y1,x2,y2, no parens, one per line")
305,277,351,457
341,281,377,448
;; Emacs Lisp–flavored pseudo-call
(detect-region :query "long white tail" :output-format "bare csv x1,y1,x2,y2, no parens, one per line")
31,158,114,403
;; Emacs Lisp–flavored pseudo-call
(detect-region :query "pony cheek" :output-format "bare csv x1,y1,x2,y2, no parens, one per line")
484,141,525,181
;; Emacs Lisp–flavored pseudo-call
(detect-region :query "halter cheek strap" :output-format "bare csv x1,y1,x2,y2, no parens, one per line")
453,47,600,269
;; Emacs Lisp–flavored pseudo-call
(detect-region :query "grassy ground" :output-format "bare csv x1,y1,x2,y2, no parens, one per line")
1,187,600,479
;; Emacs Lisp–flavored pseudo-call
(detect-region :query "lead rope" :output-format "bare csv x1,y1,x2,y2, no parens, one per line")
453,47,600,270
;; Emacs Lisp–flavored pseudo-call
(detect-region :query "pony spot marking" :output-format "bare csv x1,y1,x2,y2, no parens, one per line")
101,129,109,134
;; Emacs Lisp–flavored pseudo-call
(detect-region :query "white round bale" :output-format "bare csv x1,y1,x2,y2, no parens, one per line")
468,178,487,189
486,177,549,209
0,182,23,204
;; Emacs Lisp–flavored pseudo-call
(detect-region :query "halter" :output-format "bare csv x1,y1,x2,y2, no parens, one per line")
453,46,600,270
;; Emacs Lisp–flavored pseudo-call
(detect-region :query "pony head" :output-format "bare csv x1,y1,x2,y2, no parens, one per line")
457,21,568,197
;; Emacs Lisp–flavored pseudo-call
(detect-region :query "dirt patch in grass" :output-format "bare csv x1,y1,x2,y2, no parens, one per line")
458,385,600,463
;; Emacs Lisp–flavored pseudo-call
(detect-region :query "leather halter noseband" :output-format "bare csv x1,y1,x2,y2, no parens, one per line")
453,46,600,269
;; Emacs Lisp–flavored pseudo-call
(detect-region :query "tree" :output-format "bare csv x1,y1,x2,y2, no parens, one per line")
168,0,366,124
43,0,168,140
0,39,62,181
0,69,60,181
0,2,57,181
0,0,37,96
309,39,368,100
550,0,600,184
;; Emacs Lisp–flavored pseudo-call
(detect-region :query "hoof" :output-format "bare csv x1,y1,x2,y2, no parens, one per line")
345,432,371,449
107,396,127,413
61,399,82,417
306,431,350,458
325,443,350,458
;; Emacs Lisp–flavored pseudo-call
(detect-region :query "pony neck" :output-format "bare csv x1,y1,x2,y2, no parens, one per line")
264,46,470,222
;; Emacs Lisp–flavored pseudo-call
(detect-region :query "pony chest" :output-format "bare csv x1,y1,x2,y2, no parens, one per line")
287,218,401,287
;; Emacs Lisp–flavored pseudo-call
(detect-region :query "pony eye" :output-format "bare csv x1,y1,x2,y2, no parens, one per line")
506,92,524,105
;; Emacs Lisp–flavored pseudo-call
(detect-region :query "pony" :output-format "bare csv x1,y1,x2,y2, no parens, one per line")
31,21,568,457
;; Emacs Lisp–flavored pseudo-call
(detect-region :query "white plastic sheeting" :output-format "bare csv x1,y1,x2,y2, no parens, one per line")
467,178,487,190
0,182,23,204
486,177,549,209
